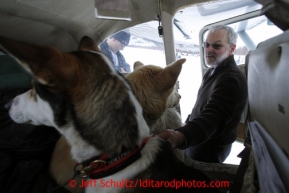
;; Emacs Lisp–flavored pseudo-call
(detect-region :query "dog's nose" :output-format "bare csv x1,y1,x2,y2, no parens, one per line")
4,100,12,110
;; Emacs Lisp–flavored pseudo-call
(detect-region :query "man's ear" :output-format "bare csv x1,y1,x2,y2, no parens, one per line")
230,44,236,55
78,36,101,52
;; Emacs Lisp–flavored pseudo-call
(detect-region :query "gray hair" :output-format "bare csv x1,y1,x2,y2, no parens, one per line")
208,25,237,45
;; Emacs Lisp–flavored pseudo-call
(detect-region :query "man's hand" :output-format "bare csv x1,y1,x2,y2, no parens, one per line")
157,129,185,148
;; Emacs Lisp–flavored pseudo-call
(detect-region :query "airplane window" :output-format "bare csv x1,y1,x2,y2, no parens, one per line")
244,18,283,46
233,39,248,65
122,21,166,70
227,15,283,50
175,49,202,121
228,15,282,65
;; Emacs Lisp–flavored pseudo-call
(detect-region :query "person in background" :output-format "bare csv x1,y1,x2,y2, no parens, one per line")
99,30,131,73
158,24,248,163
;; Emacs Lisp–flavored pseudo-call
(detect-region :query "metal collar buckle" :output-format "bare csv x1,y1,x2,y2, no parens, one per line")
75,159,107,178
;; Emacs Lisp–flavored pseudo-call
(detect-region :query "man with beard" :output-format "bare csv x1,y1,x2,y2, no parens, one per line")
158,25,248,163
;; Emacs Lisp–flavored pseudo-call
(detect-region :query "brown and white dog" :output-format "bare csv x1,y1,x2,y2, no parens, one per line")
49,60,184,192
1,36,218,193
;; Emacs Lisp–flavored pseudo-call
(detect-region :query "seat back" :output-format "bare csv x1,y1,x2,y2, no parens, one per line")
246,29,289,192
0,54,32,90
248,30,289,155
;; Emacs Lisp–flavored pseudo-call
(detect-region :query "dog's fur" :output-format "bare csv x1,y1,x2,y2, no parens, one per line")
1,36,217,193
126,62,183,135
49,60,184,192
126,62,185,165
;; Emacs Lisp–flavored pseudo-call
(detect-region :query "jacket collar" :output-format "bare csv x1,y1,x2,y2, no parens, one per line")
210,55,236,74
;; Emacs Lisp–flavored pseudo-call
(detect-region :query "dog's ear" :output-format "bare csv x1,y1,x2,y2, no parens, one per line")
133,61,144,71
78,36,101,52
0,36,76,89
161,58,186,88
0,36,48,76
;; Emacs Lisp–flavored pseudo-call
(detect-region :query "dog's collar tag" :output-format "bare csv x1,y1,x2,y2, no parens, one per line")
75,136,151,179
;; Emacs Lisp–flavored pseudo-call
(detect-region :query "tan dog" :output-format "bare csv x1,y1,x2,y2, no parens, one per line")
127,61,185,163
126,61,183,135
49,60,184,192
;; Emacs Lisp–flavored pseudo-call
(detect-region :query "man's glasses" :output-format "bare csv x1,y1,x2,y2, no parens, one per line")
203,42,223,50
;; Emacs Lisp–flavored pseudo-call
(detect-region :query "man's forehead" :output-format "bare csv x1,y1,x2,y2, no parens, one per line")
206,29,228,43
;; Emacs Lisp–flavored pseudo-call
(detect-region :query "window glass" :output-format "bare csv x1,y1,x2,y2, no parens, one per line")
98,21,166,73
229,16,282,65
244,17,283,46
122,21,166,69
176,53,202,121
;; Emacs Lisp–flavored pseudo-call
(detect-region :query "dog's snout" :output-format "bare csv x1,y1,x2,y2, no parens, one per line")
5,97,19,110
4,99,13,110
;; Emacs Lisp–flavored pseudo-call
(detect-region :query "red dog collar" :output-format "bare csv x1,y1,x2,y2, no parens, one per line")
75,136,151,179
